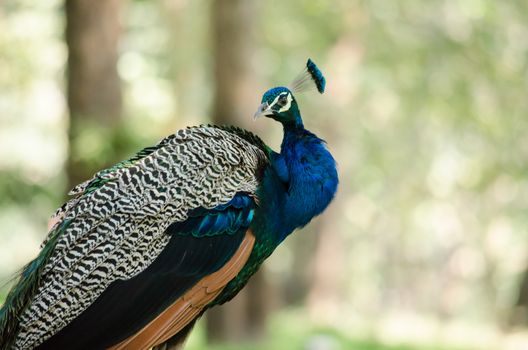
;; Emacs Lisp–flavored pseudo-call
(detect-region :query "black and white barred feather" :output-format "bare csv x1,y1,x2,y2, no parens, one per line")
13,126,268,349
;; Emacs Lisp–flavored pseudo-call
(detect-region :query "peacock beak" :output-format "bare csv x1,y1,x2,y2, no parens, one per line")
253,102,271,120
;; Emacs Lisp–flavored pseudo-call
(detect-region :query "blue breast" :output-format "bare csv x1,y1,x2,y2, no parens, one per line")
253,128,338,245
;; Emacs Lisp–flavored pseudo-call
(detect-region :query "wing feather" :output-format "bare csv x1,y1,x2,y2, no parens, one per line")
109,230,256,350
12,126,268,349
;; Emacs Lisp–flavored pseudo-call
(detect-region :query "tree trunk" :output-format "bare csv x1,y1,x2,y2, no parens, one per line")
65,0,123,189
210,0,257,128
206,0,269,343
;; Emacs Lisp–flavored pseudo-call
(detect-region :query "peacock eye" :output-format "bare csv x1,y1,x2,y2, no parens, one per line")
277,95,288,107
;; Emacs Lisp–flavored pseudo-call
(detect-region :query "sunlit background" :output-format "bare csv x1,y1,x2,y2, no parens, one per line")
1,0,528,349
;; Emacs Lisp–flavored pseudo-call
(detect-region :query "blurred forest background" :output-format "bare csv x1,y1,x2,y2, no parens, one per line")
1,0,528,349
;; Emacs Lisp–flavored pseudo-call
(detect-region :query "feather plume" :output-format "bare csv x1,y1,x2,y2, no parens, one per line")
289,58,326,94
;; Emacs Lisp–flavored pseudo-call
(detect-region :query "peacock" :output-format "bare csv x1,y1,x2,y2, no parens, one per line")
0,59,338,350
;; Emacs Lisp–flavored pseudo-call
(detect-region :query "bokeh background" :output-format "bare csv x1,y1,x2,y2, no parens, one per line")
1,0,528,349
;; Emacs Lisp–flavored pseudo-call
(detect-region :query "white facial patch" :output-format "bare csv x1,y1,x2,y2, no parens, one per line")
279,93,292,112
270,92,292,113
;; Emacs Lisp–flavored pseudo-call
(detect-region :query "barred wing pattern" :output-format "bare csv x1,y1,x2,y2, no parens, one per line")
15,126,268,349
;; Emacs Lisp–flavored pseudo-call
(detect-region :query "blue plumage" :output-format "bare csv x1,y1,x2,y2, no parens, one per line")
174,193,255,237
255,128,338,244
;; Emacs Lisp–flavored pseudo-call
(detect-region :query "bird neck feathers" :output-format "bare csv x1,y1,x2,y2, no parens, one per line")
270,127,338,242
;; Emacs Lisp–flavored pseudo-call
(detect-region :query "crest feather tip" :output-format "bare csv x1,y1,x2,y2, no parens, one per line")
306,58,326,94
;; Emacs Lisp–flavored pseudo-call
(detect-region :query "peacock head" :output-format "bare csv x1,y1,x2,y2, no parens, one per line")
254,86,299,124
254,59,326,127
